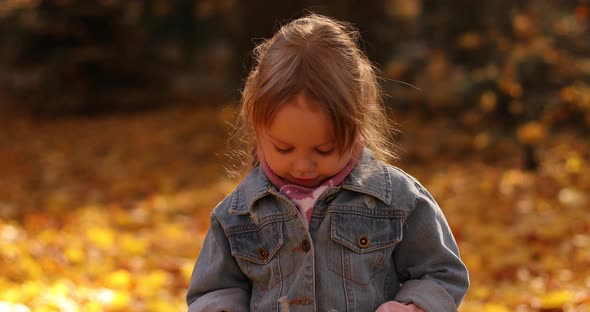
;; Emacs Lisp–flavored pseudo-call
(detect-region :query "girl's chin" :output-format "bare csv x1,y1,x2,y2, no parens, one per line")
287,176,323,187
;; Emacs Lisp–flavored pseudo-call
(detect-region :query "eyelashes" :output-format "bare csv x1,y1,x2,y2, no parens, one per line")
316,148,335,155
274,146,293,154
273,146,335,156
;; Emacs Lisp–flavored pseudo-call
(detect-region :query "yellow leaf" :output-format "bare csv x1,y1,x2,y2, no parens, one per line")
86,227,115,249
471,286,490,300
38,229,57,244
120,234,147,256
483,303,510,312
135,270,170,298
109,291,131,311
558,187,587,208
0,302,31,312
516,122,547,145
77,205,110,227
560,86,576,102
22,256,43,280
104,270,132,290
541,290,574,309
81,302,103,312
566,155,583,174
36,291,78,312
158,223,184,241
20,280,42,303
473,132,491,150
0,287,21,302
181,260,195,281
508,83,523,98
146,299,178,312
64,247,84,264
458,32,481,50
480,91,497,112
49,280,73,297
94,289,131,311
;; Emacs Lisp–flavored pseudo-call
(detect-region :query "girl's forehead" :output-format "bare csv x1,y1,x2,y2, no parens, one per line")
261,97,336,144
259,94,330,126
274,95,330,122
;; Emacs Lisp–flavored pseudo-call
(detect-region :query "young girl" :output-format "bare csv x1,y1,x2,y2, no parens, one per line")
186,14,469,312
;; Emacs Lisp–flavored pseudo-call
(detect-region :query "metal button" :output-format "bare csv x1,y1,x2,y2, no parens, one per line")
257,247,269,260
301,239,311,253
364,197,376,209
357,235,370,248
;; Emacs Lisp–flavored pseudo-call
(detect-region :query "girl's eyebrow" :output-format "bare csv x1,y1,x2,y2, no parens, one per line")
266,134,335,148
266,134,287,145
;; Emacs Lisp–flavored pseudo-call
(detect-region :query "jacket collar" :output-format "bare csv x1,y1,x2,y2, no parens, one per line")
229,148,392,215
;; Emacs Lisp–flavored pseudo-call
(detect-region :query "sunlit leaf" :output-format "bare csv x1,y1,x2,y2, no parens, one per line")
120,234,147,256
479,91,497,112
565,155,583,174
540,290,574,309
135,270,171,298
516,121,547,145
80,302,103,312
0,302,31,312
64,246,84,264
181,260,195,281
458,32,482,50
558,187,587,208
103,270,132,290
146,299,179,312
483,303,510,312
86,227,115,250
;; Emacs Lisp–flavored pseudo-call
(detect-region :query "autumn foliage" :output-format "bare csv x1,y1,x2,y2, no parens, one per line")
0,1,589,311
0,102,588,311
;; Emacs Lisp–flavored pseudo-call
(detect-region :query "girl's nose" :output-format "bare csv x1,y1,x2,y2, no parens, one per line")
293,158,315,175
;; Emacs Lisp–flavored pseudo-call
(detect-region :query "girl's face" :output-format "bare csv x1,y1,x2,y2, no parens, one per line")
258,94,354,188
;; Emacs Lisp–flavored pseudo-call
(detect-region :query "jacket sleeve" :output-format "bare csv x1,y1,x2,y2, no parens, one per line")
392,184,469,312
186,213,251,312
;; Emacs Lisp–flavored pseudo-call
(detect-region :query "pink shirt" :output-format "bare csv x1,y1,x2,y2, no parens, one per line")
260,158,356,226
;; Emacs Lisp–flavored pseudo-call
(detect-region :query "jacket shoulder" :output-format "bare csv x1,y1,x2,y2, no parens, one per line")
209,172,268,230
384,165,426,212
209,189,237,221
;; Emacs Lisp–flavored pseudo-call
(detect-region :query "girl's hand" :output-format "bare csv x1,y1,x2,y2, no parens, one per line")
375,301,425,312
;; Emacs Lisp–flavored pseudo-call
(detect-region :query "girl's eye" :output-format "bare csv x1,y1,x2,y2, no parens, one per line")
316,148,335,156
274,146,293,154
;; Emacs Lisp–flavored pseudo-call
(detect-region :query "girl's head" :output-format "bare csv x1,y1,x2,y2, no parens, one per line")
234,13,397,179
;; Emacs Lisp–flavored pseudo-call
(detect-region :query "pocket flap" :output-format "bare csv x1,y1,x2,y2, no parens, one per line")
331,213,403,254
229,221,283,264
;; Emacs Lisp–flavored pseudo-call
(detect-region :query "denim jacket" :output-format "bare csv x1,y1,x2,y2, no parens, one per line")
186,149,469,312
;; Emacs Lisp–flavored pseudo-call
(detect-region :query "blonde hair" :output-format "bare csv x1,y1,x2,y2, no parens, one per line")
230,13,397,173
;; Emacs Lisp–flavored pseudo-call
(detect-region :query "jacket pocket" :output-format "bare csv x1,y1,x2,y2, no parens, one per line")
228,221,284,292
330,212,403,285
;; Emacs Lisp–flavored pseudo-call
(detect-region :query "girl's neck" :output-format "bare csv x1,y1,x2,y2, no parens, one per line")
261,156,356,190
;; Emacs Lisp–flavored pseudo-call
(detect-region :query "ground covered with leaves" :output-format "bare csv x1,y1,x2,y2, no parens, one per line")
0,104,589,311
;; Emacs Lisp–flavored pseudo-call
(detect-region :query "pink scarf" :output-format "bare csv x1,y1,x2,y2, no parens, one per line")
260,158,356,226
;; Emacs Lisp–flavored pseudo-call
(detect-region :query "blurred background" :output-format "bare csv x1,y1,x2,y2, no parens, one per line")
0,0,589,311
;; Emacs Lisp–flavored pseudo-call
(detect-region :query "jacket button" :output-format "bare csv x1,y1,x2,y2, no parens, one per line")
301,239,311,252
364,197,376,209
257,247,269,260
357,235,370,248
